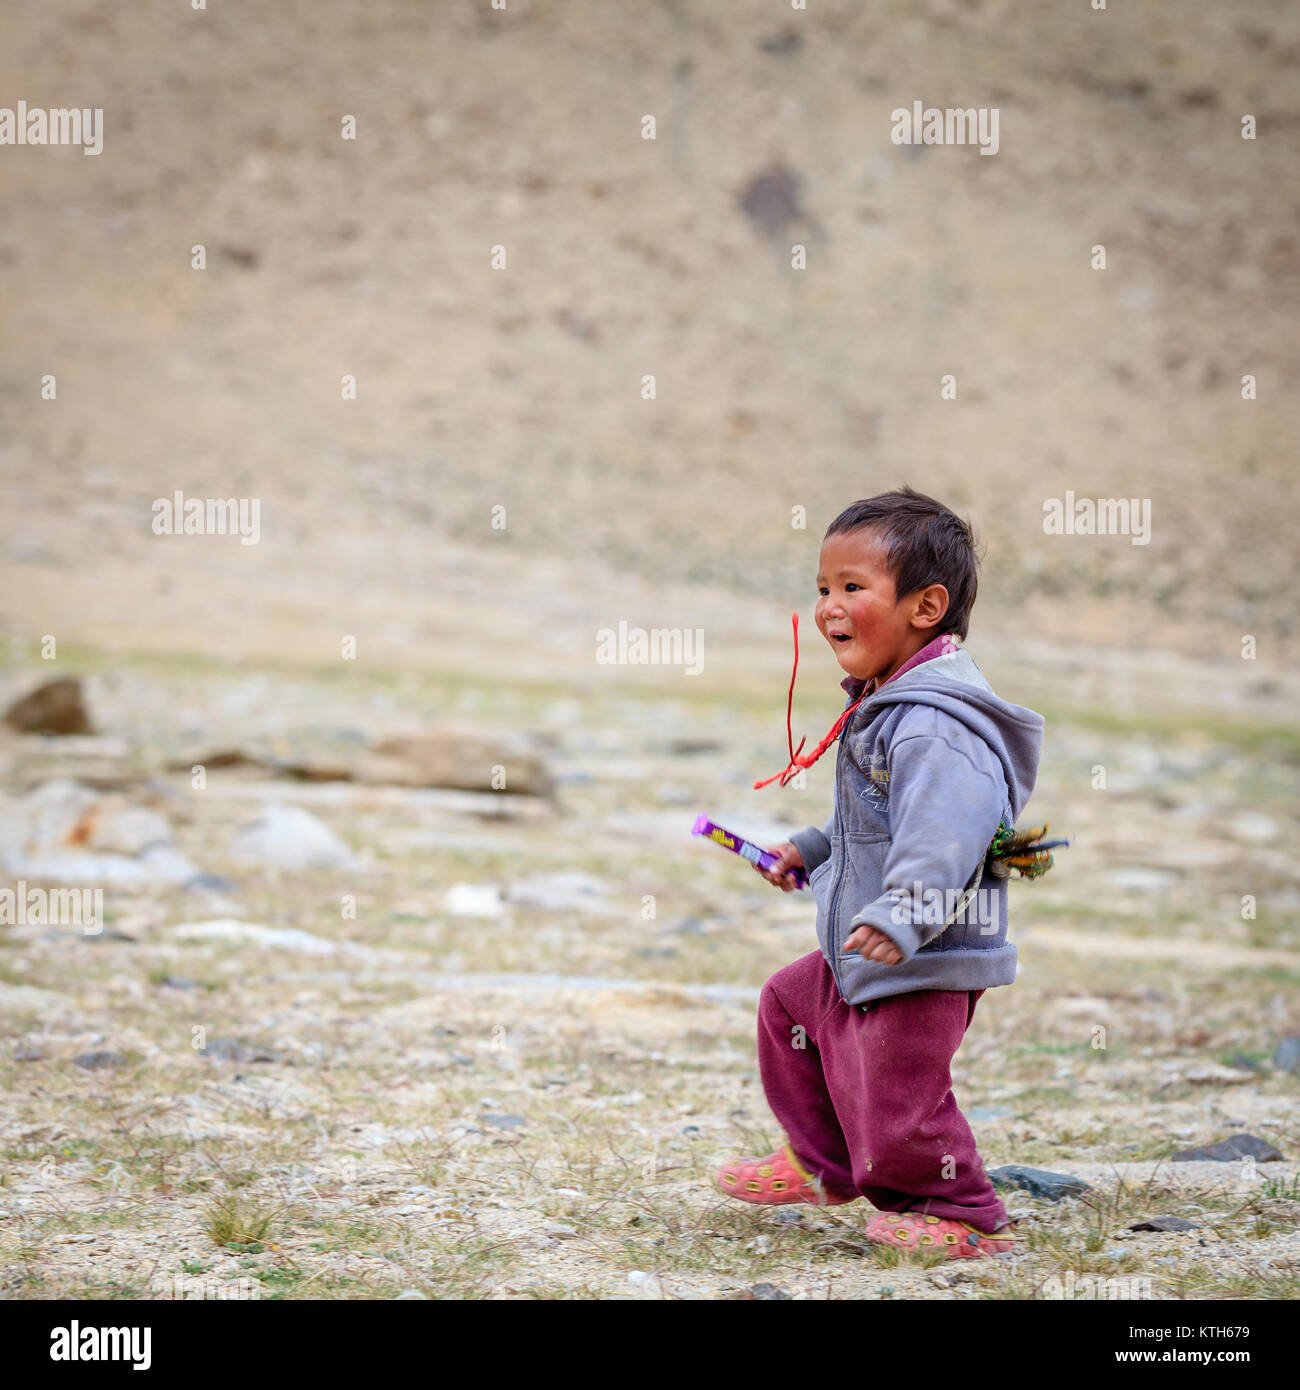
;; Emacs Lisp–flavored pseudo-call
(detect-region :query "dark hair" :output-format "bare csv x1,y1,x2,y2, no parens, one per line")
824,486,981,640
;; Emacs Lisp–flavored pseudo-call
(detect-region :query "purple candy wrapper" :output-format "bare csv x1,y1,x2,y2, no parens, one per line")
691,814,808,889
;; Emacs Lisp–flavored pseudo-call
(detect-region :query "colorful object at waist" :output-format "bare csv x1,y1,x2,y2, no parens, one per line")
986,820,1069,880
691,814,808,889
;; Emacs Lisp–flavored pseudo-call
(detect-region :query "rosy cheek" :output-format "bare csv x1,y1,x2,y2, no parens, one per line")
849,601,879,634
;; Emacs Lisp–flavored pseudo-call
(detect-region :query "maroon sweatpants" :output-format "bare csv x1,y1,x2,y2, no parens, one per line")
757,950,1009,1231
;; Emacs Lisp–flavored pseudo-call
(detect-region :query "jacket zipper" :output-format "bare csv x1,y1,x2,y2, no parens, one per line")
826,712,852,1003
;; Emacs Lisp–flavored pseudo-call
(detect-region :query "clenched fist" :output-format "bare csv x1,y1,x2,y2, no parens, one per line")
754,841,805,892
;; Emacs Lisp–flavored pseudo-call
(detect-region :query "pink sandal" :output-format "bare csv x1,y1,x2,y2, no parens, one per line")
717,1144,857,1206
864,1210,1018,1259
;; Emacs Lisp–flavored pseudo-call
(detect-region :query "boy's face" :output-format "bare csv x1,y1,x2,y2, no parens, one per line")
815,528,937,684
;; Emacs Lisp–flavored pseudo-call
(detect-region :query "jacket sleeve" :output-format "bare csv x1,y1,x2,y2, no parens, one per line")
788,811,836,875
847,729,1006,961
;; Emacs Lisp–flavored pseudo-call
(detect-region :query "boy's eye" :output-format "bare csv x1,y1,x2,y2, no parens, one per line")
845,583,861,591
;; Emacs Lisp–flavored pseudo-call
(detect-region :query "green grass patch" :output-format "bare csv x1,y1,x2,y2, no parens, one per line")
202,1194,277,1249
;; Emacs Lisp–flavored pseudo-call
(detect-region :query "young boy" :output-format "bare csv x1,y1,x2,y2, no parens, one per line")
716,487,1044,1259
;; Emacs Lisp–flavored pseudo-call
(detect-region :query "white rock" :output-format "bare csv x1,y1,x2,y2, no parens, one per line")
0,780,197,884
227,805,357,871
1183,1065,1255,1086
0,779,96,860
395,1289,428,1300
0,984,79,1018
1105,867,1175,893
445,883,505,917
89,807,173,856
505,872,615,915
1228,814,1278,844
14,846,199,885
171,919,338,955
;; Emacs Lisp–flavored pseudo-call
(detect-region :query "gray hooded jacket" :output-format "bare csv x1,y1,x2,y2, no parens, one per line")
787,646,1044,1007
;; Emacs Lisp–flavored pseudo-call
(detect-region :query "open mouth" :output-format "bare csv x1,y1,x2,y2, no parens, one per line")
831,633,853,644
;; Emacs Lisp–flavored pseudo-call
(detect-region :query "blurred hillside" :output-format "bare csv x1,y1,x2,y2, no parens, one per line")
2,0,1298,697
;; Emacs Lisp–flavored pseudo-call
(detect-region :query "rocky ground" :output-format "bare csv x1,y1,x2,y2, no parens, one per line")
0,644,1297,1301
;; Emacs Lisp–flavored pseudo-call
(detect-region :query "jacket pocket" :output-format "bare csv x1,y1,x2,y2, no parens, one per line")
809,845,836,965
832,832,890,959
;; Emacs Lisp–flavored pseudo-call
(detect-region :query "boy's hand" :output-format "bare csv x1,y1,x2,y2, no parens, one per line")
843,924,903,965
755,841,805,892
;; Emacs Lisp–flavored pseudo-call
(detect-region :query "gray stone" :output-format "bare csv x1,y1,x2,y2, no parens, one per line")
81,927,135,943
394,1289,428,1300
738,164,805,240
758,28,803,56
987,1165,1090,1201
73,1050,128,1070
1170,1133,1284,1163
201,1038,275,1064
186,872,239,894
1272,1037,1300,1073
968,1105,1014,1122
1129,1215,1199,1232
665,738,722,755
483,1113,527,1130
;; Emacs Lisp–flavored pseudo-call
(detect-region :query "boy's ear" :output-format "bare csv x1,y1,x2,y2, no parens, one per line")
910,582,950,631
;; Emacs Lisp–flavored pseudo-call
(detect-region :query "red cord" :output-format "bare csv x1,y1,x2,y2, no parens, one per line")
753,613,868,789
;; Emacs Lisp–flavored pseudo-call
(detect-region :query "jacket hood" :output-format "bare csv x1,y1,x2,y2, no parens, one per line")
854,648,1044,819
